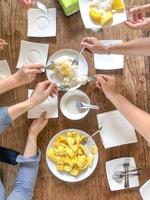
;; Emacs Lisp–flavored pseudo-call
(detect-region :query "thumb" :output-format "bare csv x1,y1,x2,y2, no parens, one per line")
97,76,106,86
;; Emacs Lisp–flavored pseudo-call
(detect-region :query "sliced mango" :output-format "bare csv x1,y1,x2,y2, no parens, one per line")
91,145,98,155
112,0,125,10
100,11,113,26
89,7,102,21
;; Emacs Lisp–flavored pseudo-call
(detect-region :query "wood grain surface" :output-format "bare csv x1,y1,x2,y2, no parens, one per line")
0,0,150,199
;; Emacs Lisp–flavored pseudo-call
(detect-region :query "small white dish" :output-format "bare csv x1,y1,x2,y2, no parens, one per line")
0,60,11,79
79,0,127,29
97,110,137,149
94,40,124,70
46,129,99,182
27,89,58,118
46,49,88,90
106,157,139,191
17,40,49,69
140,179,150,200
27,8,56,37
60,90,90,120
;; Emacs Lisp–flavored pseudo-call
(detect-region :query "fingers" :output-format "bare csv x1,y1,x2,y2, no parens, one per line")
46,82,58,96
24,64,43,69
25,68,42,74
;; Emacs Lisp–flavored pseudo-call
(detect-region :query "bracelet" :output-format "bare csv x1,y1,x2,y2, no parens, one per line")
107,44,112,55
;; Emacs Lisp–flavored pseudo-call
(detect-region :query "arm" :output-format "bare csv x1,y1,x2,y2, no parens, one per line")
0,64,42,95
96,74,150,144
0,80,58,133
81,37,150,56
7,113,48,200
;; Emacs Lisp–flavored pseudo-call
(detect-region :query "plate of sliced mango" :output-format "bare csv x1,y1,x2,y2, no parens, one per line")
46,129,99,182
46,49,88,91
79,0,127,29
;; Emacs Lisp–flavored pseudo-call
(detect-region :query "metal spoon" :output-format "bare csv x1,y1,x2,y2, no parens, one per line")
76,101,99,110
43,61,56,70
36,1,48,14
71,47,85,66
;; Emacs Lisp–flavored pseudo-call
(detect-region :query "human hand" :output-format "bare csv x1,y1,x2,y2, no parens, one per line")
81,37,109,54
17,0,34,9
12,64,43,86
29,80,59,108
125,6,150,30
96,74,118,99
0,39,8,51
28,112,48,139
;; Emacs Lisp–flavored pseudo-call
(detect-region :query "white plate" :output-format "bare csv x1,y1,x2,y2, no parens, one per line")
27,8,56,37
140,179,150,200
60,90,90,120
106,157,139,191
94,40,124,70
97,110,137,149
17,40,49,69
46,129,99,182
46,49,88,90
0,60,11,79
79,0,127,29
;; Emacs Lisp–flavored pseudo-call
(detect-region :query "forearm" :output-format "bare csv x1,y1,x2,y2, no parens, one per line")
7,150,41,200
0,75,22,94
109,38,150,56
141,3,150,12
8,100,34,121
23,135,37,158
108,93,150,143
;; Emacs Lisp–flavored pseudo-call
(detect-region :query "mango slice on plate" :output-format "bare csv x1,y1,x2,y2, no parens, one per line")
88,155,94,167
91,145,98,155
89,7,102,21
100,11,113,26
112,0,125,10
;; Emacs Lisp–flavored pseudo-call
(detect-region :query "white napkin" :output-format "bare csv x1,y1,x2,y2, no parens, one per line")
0,60,11,79
94,40,124,70
97,110,137,148
27,89,58,119
17,40,49,68
140,179,150,200
27,8,56,37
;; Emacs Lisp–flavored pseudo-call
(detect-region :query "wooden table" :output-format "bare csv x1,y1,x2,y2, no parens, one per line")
0,0,150,199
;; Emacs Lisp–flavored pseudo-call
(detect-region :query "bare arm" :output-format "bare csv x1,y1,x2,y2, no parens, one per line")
96,75,150,144
81,37,150,56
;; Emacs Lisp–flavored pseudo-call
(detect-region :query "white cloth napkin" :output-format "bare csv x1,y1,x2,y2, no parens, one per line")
94,40,124,70
97,110,138,148
27,89,58,119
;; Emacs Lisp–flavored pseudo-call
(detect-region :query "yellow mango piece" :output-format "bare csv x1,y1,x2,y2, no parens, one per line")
67,137,75,146
47,148,55,161
64,164,72,172
77,155,88,168
100,12,113,26
56,164,64,171
71,145,78,153
112,0,125,10
89,7,102,21
88,155,94,167
66,148,75,159
80,144,87,154
91,145,98,155
70,166,80,176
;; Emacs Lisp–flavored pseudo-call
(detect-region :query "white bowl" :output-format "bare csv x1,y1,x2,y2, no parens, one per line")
60,90,90,120
140,179,150,200
46,129,99,182
46,49,88,91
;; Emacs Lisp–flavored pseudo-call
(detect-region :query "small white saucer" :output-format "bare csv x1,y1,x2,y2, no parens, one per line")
140,179,150,200
60,90,90,120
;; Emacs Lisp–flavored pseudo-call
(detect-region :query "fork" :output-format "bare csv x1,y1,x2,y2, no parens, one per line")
123,161,130,188
71,47,85,66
